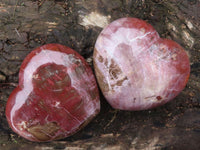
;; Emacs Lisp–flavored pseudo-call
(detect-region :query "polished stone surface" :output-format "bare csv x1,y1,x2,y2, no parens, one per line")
6,44,100,142
93,17,190,111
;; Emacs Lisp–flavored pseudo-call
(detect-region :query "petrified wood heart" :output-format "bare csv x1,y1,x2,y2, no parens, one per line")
93,17,190,111
6,44,100,142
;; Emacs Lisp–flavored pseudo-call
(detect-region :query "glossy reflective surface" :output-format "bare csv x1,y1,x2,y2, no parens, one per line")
6,44,100,142
94,17,190,111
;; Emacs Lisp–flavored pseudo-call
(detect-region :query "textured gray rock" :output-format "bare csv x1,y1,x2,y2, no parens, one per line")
0,0,200,149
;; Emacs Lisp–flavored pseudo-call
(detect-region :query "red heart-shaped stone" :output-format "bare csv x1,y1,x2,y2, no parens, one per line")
93,17,190,111
6,44,100,142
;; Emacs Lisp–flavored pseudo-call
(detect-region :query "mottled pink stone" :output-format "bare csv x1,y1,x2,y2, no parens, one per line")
93,17,190,111
6,44,100,142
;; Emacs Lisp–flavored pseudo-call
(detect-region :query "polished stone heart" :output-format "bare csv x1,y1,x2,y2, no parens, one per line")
93,17,190,111
6,44,100,142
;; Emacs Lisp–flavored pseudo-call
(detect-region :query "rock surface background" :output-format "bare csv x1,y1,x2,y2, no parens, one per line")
0,0,199,149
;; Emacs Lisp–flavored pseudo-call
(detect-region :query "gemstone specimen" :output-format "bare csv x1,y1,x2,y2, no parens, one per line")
93,17,190,111
6,44,100,142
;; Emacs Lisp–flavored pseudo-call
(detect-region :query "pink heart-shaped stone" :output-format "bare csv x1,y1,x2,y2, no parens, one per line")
93,17,190,111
